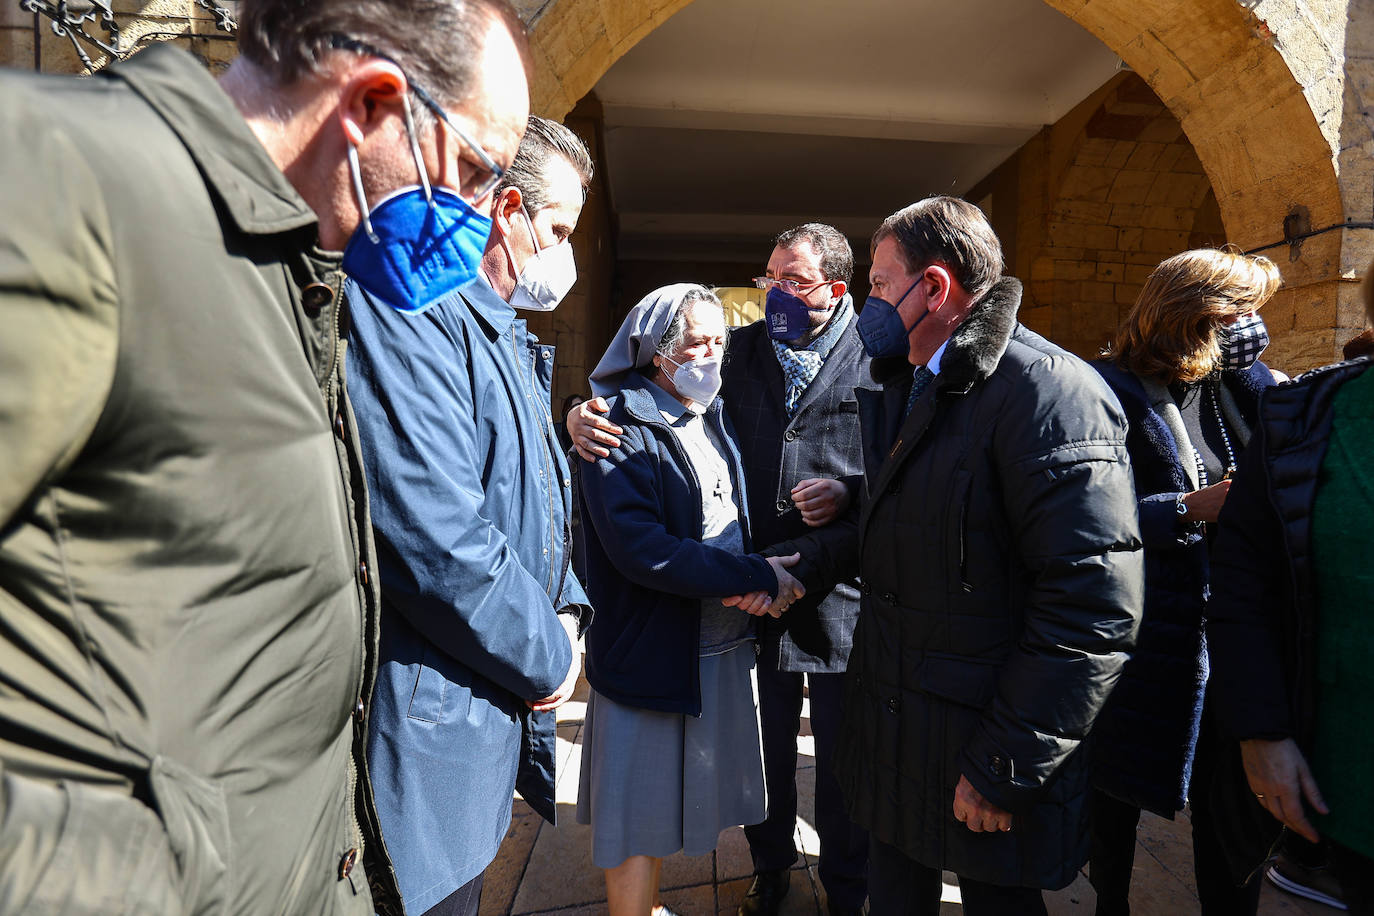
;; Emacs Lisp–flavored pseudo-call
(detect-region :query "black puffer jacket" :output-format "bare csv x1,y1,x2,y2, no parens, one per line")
836,278,1144,890
1209,358,1372,750
1207,358,1371,877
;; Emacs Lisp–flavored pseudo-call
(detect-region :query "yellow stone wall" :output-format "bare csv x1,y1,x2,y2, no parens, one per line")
5,0,1372,372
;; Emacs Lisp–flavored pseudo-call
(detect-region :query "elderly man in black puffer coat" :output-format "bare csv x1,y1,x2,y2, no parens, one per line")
791,197,1144,914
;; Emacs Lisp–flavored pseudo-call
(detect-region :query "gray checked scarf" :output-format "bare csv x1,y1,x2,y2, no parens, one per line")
770,294,854,416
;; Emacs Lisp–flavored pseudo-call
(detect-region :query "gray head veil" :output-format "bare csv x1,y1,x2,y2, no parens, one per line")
588,283,708,398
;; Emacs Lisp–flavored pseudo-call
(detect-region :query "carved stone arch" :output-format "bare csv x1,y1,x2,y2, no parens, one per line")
528,0,1346,367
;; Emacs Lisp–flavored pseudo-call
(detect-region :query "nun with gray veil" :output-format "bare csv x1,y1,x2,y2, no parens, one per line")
575,283,806,915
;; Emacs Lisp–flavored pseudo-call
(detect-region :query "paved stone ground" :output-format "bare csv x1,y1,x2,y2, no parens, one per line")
479,678,1336,915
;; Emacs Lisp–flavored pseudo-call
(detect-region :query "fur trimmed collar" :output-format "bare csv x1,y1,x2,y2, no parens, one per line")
870,277,1022,390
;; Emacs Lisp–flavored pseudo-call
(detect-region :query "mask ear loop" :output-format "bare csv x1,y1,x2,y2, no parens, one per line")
519,205,543,254
401,92,433,205
346,141,379,244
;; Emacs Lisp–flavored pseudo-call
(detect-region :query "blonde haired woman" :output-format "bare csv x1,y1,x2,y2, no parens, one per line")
1088,248,1282,915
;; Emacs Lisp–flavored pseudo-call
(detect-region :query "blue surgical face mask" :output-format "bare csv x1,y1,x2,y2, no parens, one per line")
765,286,818,342
857,279,926,360
341,95,493,313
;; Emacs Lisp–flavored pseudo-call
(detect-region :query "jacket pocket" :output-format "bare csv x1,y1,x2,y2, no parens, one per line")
946,471,974,594
1,769,183,916
406,644,448,723
148,755,231,916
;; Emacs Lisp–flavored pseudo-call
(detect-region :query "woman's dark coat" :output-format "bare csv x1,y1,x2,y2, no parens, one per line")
578,375,778,716
1088,360,1273,817
1208,359,1372,875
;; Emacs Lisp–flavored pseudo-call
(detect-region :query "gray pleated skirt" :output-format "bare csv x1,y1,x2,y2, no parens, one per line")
576,642,766,869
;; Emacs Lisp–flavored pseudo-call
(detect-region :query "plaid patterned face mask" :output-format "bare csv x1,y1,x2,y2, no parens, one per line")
1219,313,1269,370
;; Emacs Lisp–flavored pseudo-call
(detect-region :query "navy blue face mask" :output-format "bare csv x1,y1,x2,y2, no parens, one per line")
857,279,926,360
765,286,817,341
341,95,493,313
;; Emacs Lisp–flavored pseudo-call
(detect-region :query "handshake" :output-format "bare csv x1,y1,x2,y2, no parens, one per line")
723,552,806,618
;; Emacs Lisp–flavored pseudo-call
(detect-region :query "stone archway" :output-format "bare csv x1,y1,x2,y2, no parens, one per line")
1030,73,1229,358
527,0,1347,369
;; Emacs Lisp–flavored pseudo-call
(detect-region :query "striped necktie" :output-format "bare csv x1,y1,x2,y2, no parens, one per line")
903,366,936,418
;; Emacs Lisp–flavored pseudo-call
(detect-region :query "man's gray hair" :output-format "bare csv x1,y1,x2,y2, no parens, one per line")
657,287,722,359
872,197,1004,302
495,116,594,212
236,0,530,113
775,222,854,285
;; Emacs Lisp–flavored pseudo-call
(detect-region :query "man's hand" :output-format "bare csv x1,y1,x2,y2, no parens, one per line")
1240,737,1329,843
791,477,850,528
1182,480,1231,523
529,614,582,712
568,397,622,462
723,553,806,618
953,775,1013,833
723,590,772,615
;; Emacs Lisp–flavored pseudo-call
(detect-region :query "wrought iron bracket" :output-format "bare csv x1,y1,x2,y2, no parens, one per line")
20,0,237,71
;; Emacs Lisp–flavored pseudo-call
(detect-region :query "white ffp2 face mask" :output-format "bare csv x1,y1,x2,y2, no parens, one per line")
509,206,577,312
662,354,724,412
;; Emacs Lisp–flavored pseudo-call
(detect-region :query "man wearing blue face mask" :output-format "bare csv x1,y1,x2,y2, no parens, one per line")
346,113,595,916
567,223,875,916
0,2,530,915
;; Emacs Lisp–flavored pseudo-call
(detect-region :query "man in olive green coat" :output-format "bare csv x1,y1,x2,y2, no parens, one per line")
0,2,529,913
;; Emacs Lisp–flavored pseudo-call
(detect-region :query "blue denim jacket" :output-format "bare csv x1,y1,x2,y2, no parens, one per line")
347,276,589,914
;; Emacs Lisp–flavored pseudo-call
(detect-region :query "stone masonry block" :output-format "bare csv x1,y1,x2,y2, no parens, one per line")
1111,204,1148,226
1056,200,1115,224
1147,172,1211,208
1108,170,1158,205
1082,281,1117,304
1141,207,1194,230
1060,166,1117,203
1125,142,1167,171
1105,140,1134,170
1142,228,1191,253
1074,138,1118,168
1096,263,1124,283
1056,260,1098,281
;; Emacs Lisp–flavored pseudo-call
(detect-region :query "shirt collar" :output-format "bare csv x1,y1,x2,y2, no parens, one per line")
109,44,319,238
647,377,694,426
458,273,518,339
927,338,951,376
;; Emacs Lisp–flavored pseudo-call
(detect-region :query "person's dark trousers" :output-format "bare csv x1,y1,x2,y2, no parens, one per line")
745,639,868,908
868,836,1048,915
422,872,484,916
1190,703,1262,915
1329,842,1374,915
1089,788,1143,915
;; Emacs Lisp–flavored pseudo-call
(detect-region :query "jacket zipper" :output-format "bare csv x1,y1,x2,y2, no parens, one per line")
511,331,558,597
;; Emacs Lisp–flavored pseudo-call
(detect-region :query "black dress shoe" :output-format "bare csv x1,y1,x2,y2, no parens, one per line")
738,869,790,916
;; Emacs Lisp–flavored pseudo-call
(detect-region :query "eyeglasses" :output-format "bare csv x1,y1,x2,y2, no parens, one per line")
329,36,506,204
753,276,832,296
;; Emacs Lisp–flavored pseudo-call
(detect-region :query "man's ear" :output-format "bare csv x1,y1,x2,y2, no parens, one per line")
491,185,524,235
924,264,954,312
827,280,848,303
337,59,408,145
